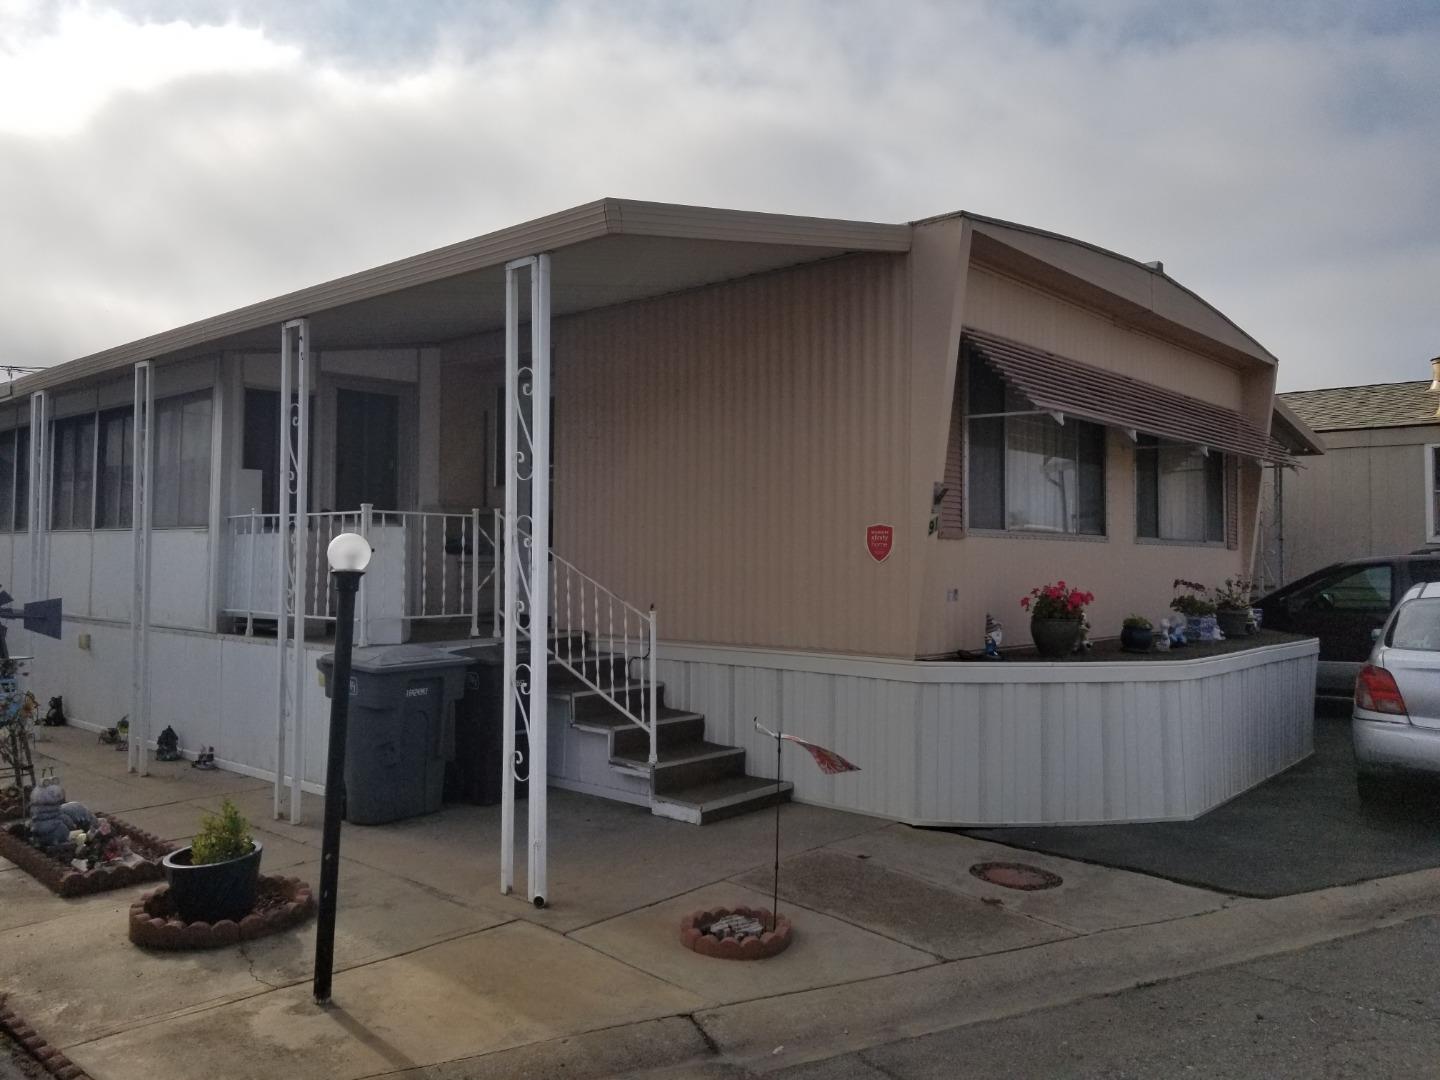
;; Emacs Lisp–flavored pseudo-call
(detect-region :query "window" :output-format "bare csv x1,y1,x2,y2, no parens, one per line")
0,429,15,532
966,360,1105,535
1288,564,1392,615
1389,598,1440,651
152,391,212,528
1135,436,1225,543
95,406,134,528
50,414,96,531
335,389,399,511
14,427,28,531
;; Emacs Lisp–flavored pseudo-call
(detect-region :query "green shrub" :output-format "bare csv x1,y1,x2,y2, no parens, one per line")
1123,614,1152,629
190,798,253,865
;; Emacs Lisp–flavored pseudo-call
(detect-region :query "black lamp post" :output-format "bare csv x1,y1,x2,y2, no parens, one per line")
313,532,370,1005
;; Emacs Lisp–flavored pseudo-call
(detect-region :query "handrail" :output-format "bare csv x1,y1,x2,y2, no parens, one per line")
494,511,658,766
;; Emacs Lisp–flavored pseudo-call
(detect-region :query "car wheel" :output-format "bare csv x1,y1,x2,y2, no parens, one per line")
1356,772,1391,803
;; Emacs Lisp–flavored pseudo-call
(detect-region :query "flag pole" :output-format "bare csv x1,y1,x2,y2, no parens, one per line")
772,719,782,932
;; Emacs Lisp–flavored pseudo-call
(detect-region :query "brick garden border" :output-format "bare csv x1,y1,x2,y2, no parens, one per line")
0,819,172,898
0,993,94,1080
680,905,793,960
128,875,316,950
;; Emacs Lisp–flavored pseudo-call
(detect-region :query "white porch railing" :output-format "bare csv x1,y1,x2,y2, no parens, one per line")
495,512,658,766
222,505,500,644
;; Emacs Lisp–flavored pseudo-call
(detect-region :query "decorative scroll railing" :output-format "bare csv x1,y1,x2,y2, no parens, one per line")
495,512,658,766
222,505,500,644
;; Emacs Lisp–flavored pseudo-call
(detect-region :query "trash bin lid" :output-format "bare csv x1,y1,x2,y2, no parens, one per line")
318,644,473,674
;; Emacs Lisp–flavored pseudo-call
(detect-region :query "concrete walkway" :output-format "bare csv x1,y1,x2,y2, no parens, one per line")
4,727,1440,1080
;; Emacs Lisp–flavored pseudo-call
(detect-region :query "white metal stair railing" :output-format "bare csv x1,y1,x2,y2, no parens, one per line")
493,512,658,767
222,505,500,642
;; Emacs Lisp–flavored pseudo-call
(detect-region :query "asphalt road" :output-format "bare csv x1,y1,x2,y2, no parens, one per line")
962,708,1440,897
769,916,1440,1079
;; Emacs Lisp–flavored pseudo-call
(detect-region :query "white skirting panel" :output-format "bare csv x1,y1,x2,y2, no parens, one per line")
655,639,1319,826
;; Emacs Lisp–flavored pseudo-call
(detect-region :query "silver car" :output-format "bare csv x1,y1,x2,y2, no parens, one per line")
1353,581,1440,800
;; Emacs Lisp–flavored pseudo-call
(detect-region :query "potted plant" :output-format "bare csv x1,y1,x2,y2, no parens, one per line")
161,799,262,923
1121,615,1154,653
1170,579,1218,643
1021,581,1094,658
1212,577,1256,638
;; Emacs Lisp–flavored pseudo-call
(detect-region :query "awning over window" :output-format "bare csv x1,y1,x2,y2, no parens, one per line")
963,329,1290,464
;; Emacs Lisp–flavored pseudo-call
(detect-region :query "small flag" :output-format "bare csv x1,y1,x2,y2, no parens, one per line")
755,720,861,775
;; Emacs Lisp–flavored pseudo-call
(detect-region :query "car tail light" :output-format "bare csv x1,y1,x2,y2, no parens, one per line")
1355,664,1408,718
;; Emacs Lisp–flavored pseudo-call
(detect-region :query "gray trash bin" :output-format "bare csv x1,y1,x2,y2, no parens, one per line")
317,644,470,825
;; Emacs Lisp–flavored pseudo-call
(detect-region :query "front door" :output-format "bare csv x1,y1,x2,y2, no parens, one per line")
335,389,399,511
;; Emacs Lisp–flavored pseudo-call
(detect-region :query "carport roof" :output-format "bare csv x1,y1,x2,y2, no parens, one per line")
5,198,911,397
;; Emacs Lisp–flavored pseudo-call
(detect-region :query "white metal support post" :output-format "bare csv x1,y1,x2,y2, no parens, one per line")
27,391,49,603
274,319,311,823
499,253,551,906
129,363,154,775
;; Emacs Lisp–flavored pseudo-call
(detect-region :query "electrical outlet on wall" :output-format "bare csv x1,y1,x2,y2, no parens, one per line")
945,588,960,602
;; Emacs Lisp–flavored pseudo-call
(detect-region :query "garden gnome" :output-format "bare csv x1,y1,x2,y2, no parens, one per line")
984,614,1003,659
29,771,70,847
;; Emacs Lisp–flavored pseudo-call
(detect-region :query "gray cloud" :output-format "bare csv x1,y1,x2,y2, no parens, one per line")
1,0,1435,388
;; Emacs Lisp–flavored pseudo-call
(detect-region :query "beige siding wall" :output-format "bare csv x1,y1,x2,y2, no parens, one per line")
551,254,914,655
965,267,1246,412
436,246,947,657
918,430,1258,654
1268,426,1438,584
916,264,1266,656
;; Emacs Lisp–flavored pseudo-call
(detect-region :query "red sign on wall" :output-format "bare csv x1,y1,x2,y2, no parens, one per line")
866,524,894,563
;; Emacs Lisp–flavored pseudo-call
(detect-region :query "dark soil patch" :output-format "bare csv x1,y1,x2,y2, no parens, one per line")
128,875,316,950
0,995,92,1079
0,819,171,898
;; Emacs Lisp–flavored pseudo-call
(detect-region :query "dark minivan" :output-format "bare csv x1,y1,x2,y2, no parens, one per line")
1258,554,1440,696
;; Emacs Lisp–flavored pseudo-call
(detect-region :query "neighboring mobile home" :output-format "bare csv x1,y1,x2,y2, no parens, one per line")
1265,379,1440,585
1,199,1315,860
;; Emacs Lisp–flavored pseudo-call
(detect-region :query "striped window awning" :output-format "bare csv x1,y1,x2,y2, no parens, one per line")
963,329,1291,464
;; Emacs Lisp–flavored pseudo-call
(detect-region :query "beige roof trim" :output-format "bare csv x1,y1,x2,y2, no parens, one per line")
11,198,912,399
941,211,1278,370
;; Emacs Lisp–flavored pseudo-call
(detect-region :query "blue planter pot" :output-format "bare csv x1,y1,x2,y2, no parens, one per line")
162,842,262,924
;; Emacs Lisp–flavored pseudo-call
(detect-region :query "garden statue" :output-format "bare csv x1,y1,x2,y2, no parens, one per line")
155,726,181,762
29,770,70,848
60,801,96,832
39,696,66,727
984,614,1003,659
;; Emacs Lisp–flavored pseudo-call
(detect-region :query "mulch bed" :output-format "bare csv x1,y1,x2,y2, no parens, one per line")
0,994,93,1080
128,875,316,950
680,905,793,960
0,819,172,898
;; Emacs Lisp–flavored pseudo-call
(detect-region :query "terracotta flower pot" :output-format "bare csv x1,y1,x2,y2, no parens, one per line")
1030,617,1082,658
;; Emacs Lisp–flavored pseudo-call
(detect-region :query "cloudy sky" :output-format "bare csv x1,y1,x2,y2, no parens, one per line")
1,0,1435,389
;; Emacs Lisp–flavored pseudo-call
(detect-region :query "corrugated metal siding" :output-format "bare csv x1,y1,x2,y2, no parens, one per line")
964,267,1245,411
553,253,913,656
657,640,1316,825
939,362,966,538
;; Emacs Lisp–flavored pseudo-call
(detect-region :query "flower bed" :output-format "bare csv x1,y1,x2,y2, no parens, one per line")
680,905,793,960
128,874,315,950
0,993,94,1080
0,818,172,898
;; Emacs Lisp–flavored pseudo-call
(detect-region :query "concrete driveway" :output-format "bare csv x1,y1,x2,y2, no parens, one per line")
963,708,1440,897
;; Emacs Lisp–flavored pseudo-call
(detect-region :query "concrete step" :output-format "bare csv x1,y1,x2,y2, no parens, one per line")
569,683,667,721
609,740,746,793
610,712,706,756
651,774,795,825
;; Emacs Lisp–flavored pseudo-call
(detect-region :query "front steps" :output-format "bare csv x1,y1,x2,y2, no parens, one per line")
555,651,792,824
